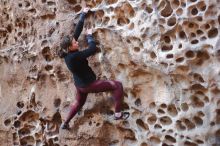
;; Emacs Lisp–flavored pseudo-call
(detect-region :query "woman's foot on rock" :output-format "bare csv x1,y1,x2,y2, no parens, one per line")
61,122,70,130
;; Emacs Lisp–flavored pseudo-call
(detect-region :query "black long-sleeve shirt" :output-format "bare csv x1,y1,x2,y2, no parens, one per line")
64,13,97,87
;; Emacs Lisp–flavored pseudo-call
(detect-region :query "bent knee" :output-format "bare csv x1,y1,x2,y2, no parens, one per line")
114,81,123,89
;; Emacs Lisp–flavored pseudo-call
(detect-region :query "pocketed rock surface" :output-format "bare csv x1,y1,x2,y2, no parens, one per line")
0,0,220,146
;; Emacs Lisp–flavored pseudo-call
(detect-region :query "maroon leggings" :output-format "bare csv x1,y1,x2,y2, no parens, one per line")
65,80,124,123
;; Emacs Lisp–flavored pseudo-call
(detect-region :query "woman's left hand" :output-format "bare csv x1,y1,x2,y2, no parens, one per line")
86,28,93,35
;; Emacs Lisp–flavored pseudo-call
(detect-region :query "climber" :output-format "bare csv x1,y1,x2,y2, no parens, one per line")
58,7,130,130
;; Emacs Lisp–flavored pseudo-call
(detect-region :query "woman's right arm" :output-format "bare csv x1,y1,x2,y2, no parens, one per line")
73,7,90,41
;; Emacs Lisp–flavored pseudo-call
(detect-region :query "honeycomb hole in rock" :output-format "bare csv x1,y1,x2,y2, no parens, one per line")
103,16,110,25
17,101,24,108
210,121,215,126
216,129,220,139
197,51,210,64
184,141,197,146
204,23,210,30
208,27,218,38
141,142,148,146
42,46,53,61
18,127,31,136
117,17,130,26
95,10,104,21
172,0,180,8
166,54,173,59
161,1,173,17
136,119,149,130
193,116,203,126
191,33,196,38
164,135,176,143
190,95,204,108
128,23,134,30
147,115,157,125
176,8,183,16
179,31,187,39
106,0,117,5
17,110,22,116
35,133,41,139
183,118,196,130
73,5,82,12
167,17,176,26
196,29,204,35
168,129,174,134
154,124,162,129
160,103,167,108
158,109,165,114
149,136,161,144
123,2,135,17
45,64,53,71
159,18,166,24
54,137,59,141
149,102,156,109
134,98,141,106
28,8,36,13
188,22,196,28
185,50,195,58
191,39,199,45
150,51,157,59
167,104,178,116
160,116,172,125
193,73,204,82
145,6,153,13
47,1,56,6
195,139,204,144
160,62,168,68
118,127,136,140
66,0,77,5
52,111,62,124
178,43,182,49
216,109,220,124
4,118,11,126
122,102,130,110
20,136,35,145
14,120,21,128
191,7,198,15
196,16,203,22
161,45,173,52
134,47,140,52
162,143,170,146
164,36,171,44
200,36,207,41
18,3,22,7
176,120,186,131
54,98,61,108
19,110,39,122
189,0,197,2
197,1,206,11
218,15,220,25
176,57,184,63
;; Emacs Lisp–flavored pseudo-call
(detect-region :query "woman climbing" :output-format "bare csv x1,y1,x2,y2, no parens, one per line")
58,7,130,130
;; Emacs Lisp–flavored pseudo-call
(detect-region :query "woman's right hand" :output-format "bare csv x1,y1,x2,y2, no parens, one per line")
83,7,90,13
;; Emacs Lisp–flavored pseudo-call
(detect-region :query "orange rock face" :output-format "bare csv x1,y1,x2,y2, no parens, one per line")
0,0,220,145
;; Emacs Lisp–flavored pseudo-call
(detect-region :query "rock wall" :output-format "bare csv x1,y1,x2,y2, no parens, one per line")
0,0,220,146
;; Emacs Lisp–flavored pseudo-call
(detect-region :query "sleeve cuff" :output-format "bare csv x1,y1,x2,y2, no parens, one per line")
87,35,95,43
79,12,86,21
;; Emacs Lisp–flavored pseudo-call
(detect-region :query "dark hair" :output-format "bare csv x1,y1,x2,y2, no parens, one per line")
58,35,72,58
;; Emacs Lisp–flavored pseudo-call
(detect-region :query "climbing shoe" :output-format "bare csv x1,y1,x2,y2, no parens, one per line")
61,122,70,130
114,112,130,120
